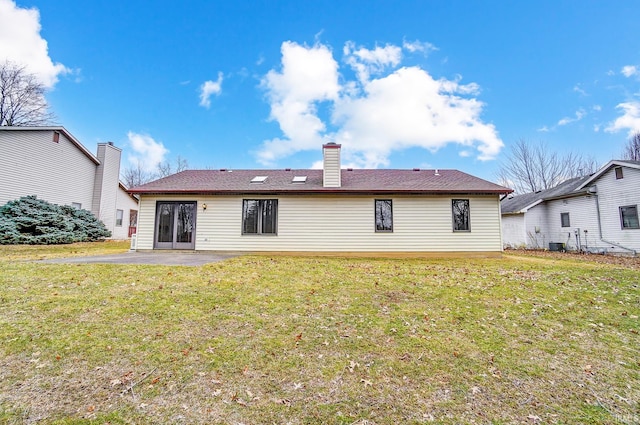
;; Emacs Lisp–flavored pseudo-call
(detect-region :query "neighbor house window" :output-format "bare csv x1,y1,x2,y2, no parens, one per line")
561,212,570,227
452,199,470,231
115,209,124,226
620,205,639,229
242,199,277,235
71,202,82,210
615,167,623,179
375,199,393,232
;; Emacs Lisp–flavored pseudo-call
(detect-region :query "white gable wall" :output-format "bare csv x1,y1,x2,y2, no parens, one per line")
502,214,526,248
592,166,640,252
0,129,96,209
136,194,503,252
522,204,548,249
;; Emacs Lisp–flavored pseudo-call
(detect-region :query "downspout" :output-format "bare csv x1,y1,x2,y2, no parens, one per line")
593,191,637,255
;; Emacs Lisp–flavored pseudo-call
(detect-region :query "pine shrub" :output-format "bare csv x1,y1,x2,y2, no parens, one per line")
0,196,111,244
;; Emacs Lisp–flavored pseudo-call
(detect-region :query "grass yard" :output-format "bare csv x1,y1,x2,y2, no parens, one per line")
0,244,638,424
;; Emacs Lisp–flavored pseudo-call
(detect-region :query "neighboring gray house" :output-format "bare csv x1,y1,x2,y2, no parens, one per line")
0,126,138,239
129,143,512,254
501,160,640,255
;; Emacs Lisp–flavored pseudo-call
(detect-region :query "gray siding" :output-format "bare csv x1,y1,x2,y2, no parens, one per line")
112,187,139,240
502,214,526,248
0,129,96,208
136,194,503,252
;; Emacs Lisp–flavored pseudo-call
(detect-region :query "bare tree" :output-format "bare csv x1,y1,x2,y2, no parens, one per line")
157,155,189,178
0,61,55,126
122,156,190,188
498,139,598,194
622,132,640,161
121,162,155,188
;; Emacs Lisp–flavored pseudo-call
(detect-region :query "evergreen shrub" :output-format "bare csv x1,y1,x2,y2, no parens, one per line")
0,196,111,244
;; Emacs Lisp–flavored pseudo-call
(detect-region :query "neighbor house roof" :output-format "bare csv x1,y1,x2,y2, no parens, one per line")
0,126,100,165
576,159,640,190
129,169,512,195
500,175,592,214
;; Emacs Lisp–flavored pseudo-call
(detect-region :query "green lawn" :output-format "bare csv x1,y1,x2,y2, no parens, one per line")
0,244,638,424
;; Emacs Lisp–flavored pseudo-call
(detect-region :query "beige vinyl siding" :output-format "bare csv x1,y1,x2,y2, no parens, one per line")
593,166,640,251
136,194,503,252
322,149,341,187
0,129,96,208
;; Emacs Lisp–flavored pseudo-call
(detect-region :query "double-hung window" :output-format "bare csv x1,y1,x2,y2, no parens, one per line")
115,209,124,226
452,199,470,231
242,199,278,235
375,199,393,232
620,205,639,229
560,212,570,227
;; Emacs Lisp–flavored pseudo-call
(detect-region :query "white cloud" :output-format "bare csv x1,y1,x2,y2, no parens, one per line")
0,0,69,88
557,109,586,126
573,84,588,96
257,40,503,167
592,105,602,111
199,72,223,108
402,39,438,55
537,126,550,132
257,41,340,165
126,132,169,172
621,65,638,78
344,41,402,83
606,102,640,135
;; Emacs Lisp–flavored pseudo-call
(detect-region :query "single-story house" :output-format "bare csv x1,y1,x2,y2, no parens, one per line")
0,126,138,239
129,143,512,254
501,160,640,255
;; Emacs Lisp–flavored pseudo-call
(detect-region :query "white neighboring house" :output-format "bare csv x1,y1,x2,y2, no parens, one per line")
0,126,138,240
501,160,640,255
129,143,512,254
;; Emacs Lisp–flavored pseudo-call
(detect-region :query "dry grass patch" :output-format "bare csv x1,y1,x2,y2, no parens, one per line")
0,247,638,424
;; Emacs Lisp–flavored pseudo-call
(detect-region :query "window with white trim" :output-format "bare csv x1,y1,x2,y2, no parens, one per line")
116,209,124,227
560,212,570,227
242,200,278,235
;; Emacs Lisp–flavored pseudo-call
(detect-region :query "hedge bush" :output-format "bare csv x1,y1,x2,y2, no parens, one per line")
0,196,111,244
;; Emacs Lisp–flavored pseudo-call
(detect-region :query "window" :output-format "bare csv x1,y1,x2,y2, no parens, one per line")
375,200,393,232
620,205,639,229
560,212,570,227
615,167,623,180
71,202,82,210
452,199,470,231
116,209,124,227
242,200,277,235
292,176,307,183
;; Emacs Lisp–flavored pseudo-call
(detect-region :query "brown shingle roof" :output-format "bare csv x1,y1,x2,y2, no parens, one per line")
129,169,511,195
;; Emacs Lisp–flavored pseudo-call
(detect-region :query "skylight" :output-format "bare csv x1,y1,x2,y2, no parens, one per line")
251,176,268,183
292,176,307,183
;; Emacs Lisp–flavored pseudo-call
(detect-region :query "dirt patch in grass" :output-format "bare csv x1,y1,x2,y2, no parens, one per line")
0,246,638,424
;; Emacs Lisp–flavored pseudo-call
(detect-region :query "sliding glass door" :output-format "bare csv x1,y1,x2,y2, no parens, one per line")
154,202,196,249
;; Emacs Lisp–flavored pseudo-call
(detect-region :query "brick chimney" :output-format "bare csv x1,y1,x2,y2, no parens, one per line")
322,143,341,188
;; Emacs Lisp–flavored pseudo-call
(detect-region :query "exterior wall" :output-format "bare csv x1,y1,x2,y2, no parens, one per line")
92,143,122,230
136,194,504,252
0,129,96,209
543,195,602,251
111,187,139,240
502,214,526,248
523,205,548,249
592,166,640,252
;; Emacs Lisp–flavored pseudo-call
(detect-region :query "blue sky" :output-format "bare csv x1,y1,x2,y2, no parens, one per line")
2,0,640,182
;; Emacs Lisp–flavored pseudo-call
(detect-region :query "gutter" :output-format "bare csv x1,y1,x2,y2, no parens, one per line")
594,193,637,255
